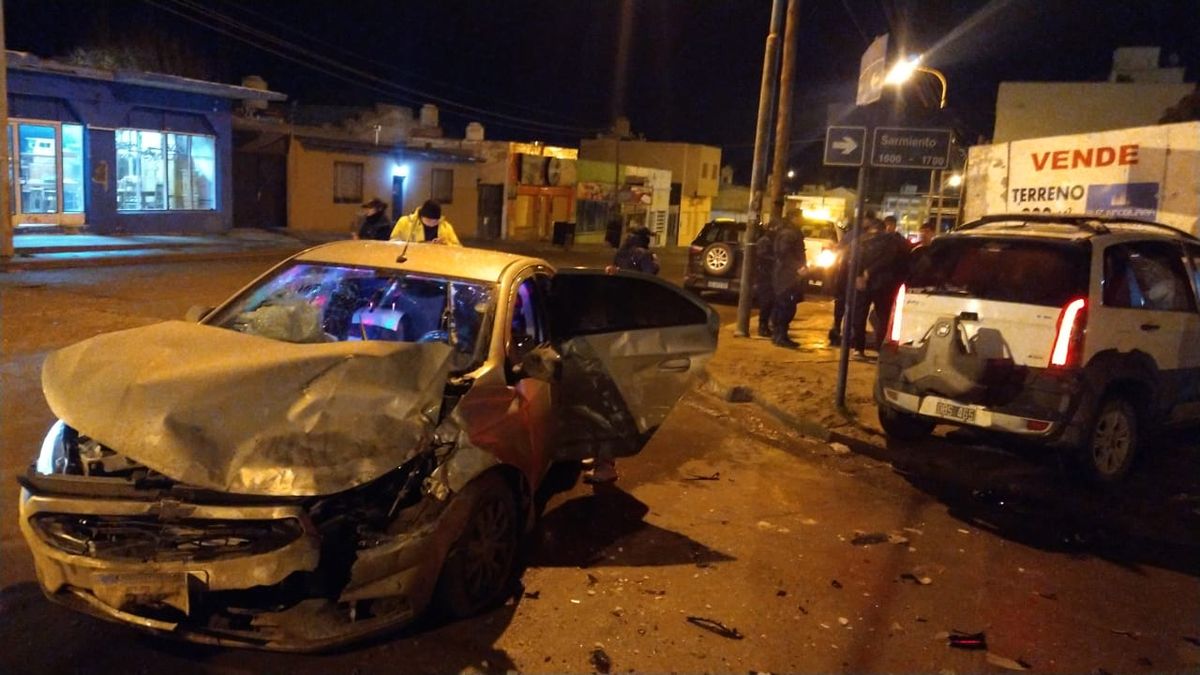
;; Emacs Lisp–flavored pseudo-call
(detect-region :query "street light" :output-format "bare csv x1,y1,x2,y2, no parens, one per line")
885,55,948,109
946,173,963,188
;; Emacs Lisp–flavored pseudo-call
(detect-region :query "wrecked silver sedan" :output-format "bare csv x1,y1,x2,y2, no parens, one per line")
19,241,717,651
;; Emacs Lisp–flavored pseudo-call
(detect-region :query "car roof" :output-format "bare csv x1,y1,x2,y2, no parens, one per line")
292,241,551,283
954,213,1197,243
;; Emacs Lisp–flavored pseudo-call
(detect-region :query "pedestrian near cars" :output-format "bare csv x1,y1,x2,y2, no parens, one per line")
610,226,660,275
828,217,861,346
353,198,392,240
390,200,462,246
852,216,909,356
770,222,807,349
916,218,937,248
754,221,778,338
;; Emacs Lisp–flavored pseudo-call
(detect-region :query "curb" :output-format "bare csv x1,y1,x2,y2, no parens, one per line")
0,245,305,271
702,373,834,443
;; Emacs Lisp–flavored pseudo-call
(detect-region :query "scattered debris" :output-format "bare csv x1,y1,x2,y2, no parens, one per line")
685,471,721,481
1183,635,1200,647
586,573,599,586
523,590,541,600
830,442,852,455
798,605,809,615
838,617,850,626
611,606,625,617
641,588,666,597
900,573,933,585
1109,629,1140,640
957,528,971,534
902,527,924,536
570,599,582,604
851,532,889,546
801,518,819,526
776,589,787,597
830,579,843,589
686,616,745,640
915,616,928,623
726,386,754,403
986,653,1031,671
1034,591,1057,601
590,646,612,673
948,631,988,651
890,622,904,632
820,623,831,629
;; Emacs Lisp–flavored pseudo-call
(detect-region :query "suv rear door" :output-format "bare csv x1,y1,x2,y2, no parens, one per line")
547,270,719,460
902,237,1090,368
1095,240,1200,422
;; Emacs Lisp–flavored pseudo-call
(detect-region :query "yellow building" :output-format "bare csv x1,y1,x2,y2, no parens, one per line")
579,136,721,246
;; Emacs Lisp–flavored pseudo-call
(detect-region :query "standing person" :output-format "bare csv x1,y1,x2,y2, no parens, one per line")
849,217,883,357
827,216,860,346
353,198,392,240
754,221,778,338
915,218,937,249
610,226,660,274
852,216,908,357
390,200,462,246
770,221,807,349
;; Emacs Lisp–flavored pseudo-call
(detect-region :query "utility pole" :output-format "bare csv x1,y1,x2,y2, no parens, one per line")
0,1,12,259
734,0,784,337
767,0,801,223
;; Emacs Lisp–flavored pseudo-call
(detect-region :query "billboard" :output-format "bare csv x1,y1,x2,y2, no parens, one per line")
964,122,1200,235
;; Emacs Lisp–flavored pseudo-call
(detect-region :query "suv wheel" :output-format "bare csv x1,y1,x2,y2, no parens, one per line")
1079,396,1139,484
702,242,735,277
878,404,935,441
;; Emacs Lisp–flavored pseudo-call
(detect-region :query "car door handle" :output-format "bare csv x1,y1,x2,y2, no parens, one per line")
1140,323,1161,332
658,357,691,372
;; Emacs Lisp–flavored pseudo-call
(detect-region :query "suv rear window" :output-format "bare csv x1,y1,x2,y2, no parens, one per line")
692,221,744,246
908,238,1089,307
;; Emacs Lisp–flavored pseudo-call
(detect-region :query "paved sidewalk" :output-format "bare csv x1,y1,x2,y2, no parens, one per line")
1,229,321,270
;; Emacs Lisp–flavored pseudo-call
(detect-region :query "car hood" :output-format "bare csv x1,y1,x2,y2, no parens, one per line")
42,321,455,496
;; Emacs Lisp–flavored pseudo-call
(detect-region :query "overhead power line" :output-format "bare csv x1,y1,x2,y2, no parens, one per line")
143,0,603,137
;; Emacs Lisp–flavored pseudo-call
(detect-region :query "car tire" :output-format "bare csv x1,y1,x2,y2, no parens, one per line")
433,472,520,619
878,404,935,441
701,242,736,277
1077,396,1139,485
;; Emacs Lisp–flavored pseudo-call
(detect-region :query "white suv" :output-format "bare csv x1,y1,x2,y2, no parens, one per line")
875,214,1200,484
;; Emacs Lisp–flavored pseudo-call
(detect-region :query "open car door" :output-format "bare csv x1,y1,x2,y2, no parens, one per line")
547,270,719,460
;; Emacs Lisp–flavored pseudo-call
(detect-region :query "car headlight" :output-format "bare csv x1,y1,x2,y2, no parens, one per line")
815,249,838,268
36,420,68,475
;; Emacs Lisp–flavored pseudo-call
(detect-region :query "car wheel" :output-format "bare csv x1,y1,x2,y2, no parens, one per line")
702,242,736,277
433,472,519,618
878,404,935,441
1079,396,1138,484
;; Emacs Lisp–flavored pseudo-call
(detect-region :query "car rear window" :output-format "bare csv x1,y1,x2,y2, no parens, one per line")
908,238,1089,307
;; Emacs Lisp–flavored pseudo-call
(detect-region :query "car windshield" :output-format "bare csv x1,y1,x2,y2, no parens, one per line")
908,238,1089,307
208,262,495,365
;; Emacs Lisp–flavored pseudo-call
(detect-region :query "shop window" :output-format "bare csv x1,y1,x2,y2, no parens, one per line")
334,162,364,203
18,124,58,214
431,168,454,203
62,124,84,213
117,129,217,212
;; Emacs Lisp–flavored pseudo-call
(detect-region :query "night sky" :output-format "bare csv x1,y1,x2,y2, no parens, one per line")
7,0,1199,184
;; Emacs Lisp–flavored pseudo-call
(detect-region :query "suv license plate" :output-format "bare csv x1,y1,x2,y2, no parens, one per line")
935,401,977,424
707,280,729,289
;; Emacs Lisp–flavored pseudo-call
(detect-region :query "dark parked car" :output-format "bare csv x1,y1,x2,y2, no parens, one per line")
682,218,841,294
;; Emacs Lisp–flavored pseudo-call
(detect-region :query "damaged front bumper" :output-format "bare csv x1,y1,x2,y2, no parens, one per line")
17,474,470,652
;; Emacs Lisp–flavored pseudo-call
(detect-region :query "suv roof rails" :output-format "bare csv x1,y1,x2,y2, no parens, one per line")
956,213,1198,241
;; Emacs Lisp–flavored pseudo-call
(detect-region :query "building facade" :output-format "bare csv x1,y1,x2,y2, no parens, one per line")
6,51,283,234
579,137,721,246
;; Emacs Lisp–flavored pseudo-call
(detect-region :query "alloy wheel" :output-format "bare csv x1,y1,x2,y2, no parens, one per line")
1091,407,1132,476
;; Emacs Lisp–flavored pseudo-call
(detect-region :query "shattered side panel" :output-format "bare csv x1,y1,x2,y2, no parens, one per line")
41,321,455,496
552,324,716,461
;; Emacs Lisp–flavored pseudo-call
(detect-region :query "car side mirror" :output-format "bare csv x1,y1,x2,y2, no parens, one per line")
185,305,213,323
514,344,560,382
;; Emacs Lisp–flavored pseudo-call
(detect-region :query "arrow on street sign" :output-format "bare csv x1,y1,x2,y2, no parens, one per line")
832,136,858,155
823,126,867,167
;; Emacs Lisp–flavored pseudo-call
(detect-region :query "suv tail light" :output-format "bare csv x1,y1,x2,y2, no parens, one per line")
884,284,907,346
1050,298,1087,367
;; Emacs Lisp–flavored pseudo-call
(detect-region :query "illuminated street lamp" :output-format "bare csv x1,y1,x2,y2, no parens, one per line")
946,173,963,188
885,55,948,109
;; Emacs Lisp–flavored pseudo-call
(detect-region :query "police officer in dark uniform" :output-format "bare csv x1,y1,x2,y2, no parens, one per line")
771,222,807,349
753,221,777,337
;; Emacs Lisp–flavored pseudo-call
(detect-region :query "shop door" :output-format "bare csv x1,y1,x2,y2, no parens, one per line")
232,152,286,229
9,121,85,226
477,184,503,239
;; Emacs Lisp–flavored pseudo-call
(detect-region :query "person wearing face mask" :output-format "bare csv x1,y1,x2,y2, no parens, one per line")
390,199,462,246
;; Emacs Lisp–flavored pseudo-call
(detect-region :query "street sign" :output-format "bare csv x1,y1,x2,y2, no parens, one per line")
823,126,867,167
856,34,888,106
870,127,952,169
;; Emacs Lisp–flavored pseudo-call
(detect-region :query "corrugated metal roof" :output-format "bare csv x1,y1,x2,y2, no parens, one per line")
7,50,287,102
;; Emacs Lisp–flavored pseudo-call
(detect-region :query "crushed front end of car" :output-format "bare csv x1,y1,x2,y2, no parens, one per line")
18,321,486,651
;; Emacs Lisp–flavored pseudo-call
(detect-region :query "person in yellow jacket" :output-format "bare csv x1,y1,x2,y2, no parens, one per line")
389,200,461,246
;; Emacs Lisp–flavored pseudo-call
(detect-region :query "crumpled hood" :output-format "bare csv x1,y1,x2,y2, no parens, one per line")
42,321,455,496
